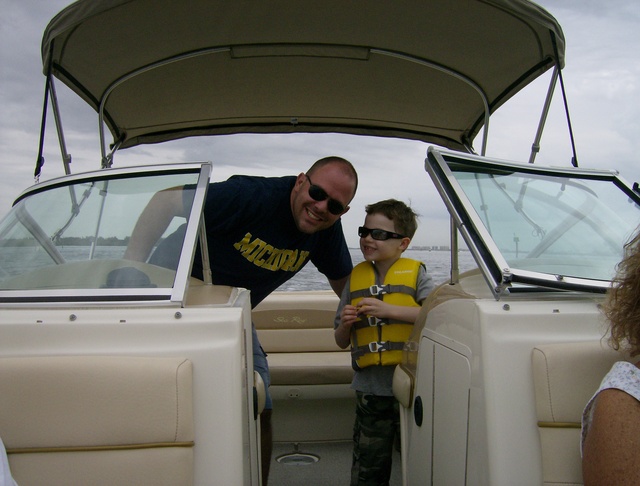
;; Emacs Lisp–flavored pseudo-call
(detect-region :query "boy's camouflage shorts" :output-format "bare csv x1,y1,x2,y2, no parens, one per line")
351,392,400,486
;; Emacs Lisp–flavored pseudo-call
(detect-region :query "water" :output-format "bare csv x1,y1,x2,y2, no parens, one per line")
0,245,128,281
278,248,478,292
1,245,478,292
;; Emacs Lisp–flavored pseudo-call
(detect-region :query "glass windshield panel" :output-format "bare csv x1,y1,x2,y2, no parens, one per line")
0,171,198,291
450,163,640,282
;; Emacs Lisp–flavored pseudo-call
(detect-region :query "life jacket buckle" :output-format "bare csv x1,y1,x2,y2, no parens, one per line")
368,341,387,353
368,284,389,296
367,316,383,326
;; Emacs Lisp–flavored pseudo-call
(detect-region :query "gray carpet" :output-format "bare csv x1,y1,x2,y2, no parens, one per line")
269,441,402,486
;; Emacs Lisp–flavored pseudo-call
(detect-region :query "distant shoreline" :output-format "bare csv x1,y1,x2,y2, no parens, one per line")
348,247,470,252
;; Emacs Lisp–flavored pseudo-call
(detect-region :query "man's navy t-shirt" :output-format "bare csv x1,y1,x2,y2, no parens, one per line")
190,175,352,307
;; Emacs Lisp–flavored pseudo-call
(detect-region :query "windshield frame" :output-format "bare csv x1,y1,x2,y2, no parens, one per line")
426,147,640,298
0,163,211,306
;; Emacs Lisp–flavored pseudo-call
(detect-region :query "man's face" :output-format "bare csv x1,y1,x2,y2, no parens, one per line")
290,163,355,234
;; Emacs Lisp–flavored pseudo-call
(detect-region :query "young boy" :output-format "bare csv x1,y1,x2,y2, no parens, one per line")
335,199,434,486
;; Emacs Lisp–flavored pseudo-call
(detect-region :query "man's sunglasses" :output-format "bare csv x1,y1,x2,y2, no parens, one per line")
358,226,406,241
306,174,346,215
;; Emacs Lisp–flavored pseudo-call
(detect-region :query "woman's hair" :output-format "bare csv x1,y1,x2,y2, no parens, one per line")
604,230,640,356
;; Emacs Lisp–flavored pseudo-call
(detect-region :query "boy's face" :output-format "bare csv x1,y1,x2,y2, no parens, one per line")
359,213,410,263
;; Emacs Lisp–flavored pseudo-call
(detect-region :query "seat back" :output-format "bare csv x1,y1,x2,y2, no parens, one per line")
531,341,627,486
0,356,194,486
252,291,355,443
253,292,352,386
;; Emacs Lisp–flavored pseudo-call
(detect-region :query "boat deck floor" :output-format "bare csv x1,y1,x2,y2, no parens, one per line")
270,441,402,485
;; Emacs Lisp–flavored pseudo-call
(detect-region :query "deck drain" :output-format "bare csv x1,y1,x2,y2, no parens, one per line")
276,452,320,466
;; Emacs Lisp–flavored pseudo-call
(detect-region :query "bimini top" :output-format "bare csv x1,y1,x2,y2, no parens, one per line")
42,0,565,153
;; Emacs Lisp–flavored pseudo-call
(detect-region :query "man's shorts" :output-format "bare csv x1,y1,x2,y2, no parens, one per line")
252,325,272,410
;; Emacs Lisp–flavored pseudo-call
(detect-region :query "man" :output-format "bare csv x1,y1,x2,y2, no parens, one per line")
125,156,358,484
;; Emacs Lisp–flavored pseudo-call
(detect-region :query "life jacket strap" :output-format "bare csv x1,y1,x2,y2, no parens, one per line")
350,284,389,300
350,284,417,300
352,316,390,329
351,340,405,358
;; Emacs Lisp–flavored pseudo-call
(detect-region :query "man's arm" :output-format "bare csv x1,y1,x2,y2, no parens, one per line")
328,275,349,297
124,187,186,262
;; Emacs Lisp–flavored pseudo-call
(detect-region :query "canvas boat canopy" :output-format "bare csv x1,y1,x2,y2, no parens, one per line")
42,0,565,154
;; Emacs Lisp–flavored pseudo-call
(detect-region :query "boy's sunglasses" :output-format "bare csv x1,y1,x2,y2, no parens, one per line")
358,226,406,241
306,175,345,215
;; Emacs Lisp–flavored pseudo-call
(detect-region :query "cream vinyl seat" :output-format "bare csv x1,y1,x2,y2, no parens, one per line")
0,356,194,486
253,292,356,442
253,293,353,388
531,341,629,486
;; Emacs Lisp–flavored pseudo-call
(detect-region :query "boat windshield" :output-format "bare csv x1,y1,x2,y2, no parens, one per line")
427,148,640,295
0,164,209,303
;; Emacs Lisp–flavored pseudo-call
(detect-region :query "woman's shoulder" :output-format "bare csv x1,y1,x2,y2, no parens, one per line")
600,361,640,400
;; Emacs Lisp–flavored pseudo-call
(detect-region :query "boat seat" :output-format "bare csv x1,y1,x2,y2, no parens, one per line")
0,356,194,486
531,341,628,486
253,299,353,386
252,292,356,443
185,280,238,306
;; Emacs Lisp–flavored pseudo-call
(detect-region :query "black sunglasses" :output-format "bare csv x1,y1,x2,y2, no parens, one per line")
306,175,346,215
358,226,406,241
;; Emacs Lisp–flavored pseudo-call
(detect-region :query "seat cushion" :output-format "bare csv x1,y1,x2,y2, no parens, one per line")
0,356,194,486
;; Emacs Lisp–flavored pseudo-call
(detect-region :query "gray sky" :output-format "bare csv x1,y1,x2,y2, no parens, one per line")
1,0,639,247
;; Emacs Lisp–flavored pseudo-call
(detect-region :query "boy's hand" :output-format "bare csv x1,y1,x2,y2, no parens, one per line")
335,304,359,349
356,297,421,325
340,304,360,329
356,298,389,319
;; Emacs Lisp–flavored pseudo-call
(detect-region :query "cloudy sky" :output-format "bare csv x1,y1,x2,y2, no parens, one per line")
1,0,639,247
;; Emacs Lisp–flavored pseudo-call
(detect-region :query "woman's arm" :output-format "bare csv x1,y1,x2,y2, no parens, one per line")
582,388,640,485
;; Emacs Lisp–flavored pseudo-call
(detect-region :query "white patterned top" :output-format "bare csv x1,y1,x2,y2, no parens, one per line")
581,361,640,455
1,436,18,486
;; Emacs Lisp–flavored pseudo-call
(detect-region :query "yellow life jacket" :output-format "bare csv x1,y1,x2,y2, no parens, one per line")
349,258,422,369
